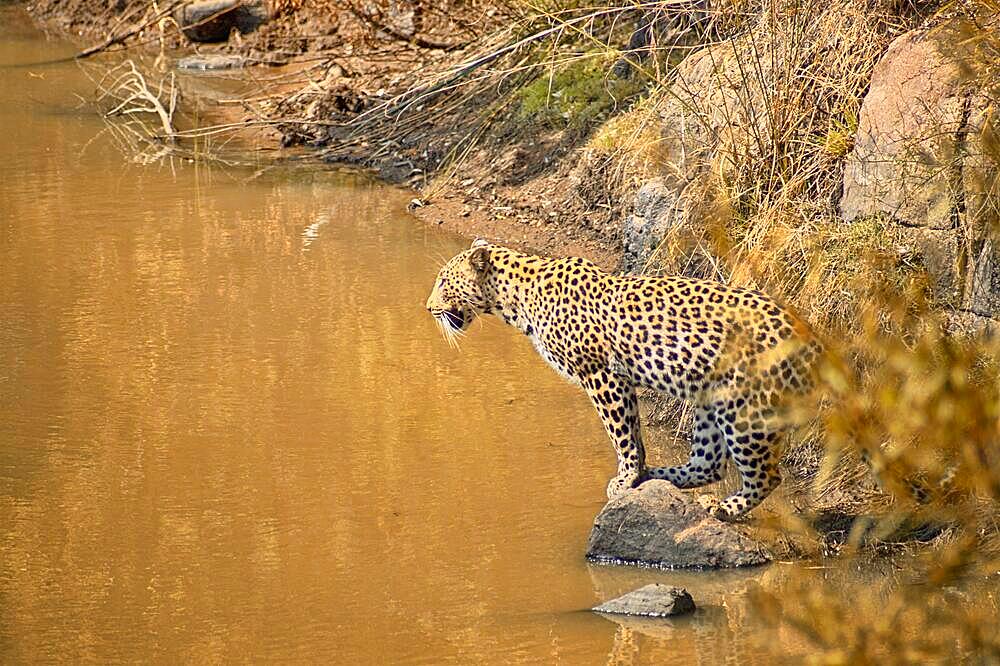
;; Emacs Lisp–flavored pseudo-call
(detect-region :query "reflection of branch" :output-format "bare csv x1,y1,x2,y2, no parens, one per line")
606,623,638,666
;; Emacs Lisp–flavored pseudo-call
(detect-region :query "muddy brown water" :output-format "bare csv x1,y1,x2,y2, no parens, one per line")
0,10,947,664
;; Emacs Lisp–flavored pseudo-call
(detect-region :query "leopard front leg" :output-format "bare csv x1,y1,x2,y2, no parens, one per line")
582,371,646,499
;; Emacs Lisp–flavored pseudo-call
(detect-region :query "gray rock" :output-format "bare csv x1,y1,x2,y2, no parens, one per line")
612,4,710,78
586,480,771,569
594,583,695,618
970,236,1000,317
896,227,963,307
174,0,268,43
947,310,1000,338
621,179,686,275
839,21,1000,320
177,54,245,71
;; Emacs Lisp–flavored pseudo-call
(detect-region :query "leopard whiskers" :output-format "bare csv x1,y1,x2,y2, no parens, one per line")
435,314,464,350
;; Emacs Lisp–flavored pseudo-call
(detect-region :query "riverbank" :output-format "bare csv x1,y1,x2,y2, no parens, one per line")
23,0,639,268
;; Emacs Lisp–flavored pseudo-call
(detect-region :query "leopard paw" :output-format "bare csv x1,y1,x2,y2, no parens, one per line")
696,495,732,520
606,474,639,500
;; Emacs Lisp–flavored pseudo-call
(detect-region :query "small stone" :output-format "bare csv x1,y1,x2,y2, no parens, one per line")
594,584,695,618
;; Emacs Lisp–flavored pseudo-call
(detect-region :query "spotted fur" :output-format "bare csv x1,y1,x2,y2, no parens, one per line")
426,239,823,519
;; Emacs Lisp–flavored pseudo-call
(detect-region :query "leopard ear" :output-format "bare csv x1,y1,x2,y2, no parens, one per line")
470,238,490,249
469,245,490,273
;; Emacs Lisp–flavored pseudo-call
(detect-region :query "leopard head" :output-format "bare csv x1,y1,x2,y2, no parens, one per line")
425,239,492,345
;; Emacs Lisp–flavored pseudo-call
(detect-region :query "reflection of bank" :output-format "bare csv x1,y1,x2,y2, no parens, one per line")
586,560,811,664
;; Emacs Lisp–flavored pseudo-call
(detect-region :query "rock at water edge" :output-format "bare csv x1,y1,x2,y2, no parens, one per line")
177,54,246,71
587,480,771,569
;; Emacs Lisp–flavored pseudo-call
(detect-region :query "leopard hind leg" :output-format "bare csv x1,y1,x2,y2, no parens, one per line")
644,404,729,488
710,399,784,520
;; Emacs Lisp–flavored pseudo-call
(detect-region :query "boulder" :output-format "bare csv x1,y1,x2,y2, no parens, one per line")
841,30,969,231
593,583,696,618
651,30,799,193
619,33,782,276
586,480,771,569
839,21,1000,318
173,0,268,43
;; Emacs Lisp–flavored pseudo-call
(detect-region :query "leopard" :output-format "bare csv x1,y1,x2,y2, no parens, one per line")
425,239,824,519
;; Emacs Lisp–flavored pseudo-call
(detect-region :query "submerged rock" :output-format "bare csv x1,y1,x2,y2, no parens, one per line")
586,480,771,569
593,583,696,618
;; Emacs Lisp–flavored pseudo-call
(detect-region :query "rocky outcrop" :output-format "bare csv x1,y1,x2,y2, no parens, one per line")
618,15,1000,327
174,0,268,43
839,21,1000,320
619,31,801,275
586,480,771,569
593,583,696,618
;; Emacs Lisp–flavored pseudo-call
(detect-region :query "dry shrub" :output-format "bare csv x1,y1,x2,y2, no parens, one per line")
750,553,1000,663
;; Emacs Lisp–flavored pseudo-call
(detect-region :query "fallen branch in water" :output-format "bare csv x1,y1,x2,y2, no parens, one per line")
89,59,183,163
